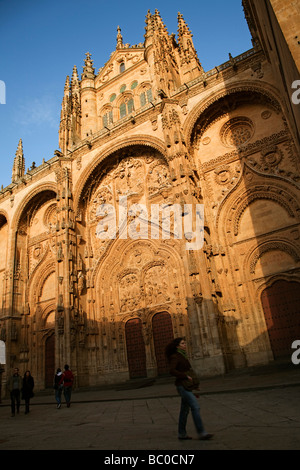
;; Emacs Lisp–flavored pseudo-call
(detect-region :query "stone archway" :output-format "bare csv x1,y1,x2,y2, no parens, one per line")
261,280,300,358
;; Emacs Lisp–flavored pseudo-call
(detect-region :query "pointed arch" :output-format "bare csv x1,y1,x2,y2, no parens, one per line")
73,138,168,213
0,209,9,229
11,183,57,230
28,260,56,307
215,163,300,242
184,80,284,148
246,240,300,278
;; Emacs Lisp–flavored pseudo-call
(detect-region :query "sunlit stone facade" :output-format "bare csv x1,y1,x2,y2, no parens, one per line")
0,3,299,392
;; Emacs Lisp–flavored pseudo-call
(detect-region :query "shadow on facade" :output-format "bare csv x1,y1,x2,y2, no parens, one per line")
189,32,300,371
1,7,300,395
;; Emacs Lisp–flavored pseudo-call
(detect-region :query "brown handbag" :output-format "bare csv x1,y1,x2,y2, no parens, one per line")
181,369,200,391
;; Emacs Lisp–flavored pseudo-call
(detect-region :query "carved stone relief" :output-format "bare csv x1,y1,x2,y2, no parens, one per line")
96,240,183,321
87,151,173,260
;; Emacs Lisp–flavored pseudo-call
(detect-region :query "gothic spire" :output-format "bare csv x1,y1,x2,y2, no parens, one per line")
64,75,70,94
71,66,80,94
153,9,168,34
177,12,203,72
144,9,169,40
144,10,154,49
12,139,25,183
116,26,124,49
82,52,95,80
60,75,70,119
177,12,192,38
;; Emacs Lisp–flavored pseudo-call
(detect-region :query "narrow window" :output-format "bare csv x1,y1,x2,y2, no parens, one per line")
140,92,146,107
140,88,153,107
120,62,125,73
127,98,134,114
120,102,127,119
102,109,113,128
146,88,153,102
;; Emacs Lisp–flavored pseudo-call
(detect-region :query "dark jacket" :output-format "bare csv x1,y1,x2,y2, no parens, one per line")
169,352,192,386
169,352,200,390
22,376,34,399
8,374,22,393
54,372,63,390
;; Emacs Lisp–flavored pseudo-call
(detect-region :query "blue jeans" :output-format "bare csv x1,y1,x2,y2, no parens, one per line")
55,387,62,405
176,385,206,438
63,386,72,405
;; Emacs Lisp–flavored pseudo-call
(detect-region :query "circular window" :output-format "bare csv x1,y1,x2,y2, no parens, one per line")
120,84,127,93
131,80,138,90
221,117,254,148
110,93,116,102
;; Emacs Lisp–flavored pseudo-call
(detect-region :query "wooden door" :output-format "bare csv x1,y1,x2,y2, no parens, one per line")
261,280,300,358
125,318,147,379
152,312,174,375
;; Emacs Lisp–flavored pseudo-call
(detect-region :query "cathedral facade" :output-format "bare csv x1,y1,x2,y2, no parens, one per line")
0,3,299,392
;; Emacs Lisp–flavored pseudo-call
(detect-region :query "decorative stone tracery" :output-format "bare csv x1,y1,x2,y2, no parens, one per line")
220,117,254,148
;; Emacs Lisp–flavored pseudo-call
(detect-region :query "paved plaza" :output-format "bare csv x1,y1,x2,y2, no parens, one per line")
0,362,300,451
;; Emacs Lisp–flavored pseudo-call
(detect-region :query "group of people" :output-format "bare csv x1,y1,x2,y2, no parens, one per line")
7,338,213,440
8,364,74,416
8,368,34,416
53,364,74,409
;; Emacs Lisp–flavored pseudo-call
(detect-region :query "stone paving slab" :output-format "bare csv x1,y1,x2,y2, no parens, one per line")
0,363,300,451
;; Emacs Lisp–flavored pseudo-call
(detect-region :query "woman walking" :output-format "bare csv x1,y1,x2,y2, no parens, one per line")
165,337,213,441
22,370,34,414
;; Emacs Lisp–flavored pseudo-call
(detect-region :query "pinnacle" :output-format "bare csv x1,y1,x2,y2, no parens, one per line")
116,25,124,49
16,138,23,156
82,52,95,79
71,66,79,82
177,12,192,36
64,75,70,91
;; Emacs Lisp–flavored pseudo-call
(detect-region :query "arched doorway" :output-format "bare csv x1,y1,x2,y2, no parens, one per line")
45,334,55,387
125,318,147,379
152,312,174,375
261,280,300,358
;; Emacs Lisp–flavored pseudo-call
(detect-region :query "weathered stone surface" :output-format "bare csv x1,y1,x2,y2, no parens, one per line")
0,4,299,393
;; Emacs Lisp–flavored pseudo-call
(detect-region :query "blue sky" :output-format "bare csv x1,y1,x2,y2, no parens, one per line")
0,0,252,189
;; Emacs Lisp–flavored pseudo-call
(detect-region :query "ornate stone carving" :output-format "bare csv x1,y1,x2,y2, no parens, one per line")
220,117,254,148
249,242,300,274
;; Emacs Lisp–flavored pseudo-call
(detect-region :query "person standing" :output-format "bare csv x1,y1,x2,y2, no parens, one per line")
59,364,74,407
165,337,213,441
54,368,63,409
8,367,22,417
22,370,34,414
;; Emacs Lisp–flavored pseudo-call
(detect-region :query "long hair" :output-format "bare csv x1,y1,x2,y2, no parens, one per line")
165,337,184,361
